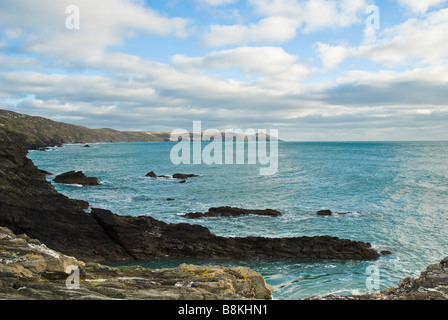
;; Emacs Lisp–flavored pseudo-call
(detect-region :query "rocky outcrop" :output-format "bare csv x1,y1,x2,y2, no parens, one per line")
0,141,380,263
0,109,172,150
308,256,448,300
173,173,199,179
316,210,358,216
54,171,100,186
145,171,195,179
0,227,273,300
184,207,282,219
0,142,129,262
146,171,158,178
90,208,378,260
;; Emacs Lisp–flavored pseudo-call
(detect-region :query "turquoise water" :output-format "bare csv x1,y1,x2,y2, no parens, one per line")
28,141,448,299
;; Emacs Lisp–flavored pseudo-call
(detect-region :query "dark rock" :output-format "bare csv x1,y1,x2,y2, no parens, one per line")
178,180,186,183
54,171,100,186
308,256,448,300
145,171,169,178
184,206,282,218
145,171,158,178
90,208,379,261
0,142,126,262
317,210,333,216
166,198,175,201
38,169,53,175
381,250,393,255
0,141,381,263
0,227,273,300
173,173,199,179
83,144,91,148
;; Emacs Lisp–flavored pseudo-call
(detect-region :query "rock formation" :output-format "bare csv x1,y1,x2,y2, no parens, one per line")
54,171,100,186
184,207,282,218
317,210,333,216
173,173,199,179
0,141,380,264
308,256,448,300
0,226,273,300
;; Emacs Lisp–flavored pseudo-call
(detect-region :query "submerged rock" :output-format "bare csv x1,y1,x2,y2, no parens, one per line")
317,210,332,216
54,171,100,186
184,206,282,218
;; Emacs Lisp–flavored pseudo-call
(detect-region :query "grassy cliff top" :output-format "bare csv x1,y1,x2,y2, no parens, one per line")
0,109,171,149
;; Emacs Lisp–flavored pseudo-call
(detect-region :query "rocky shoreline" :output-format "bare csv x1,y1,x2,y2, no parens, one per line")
0,141,380,263
183,206,282,218
1,140,447,300
0,226,272,300
308,256,448,300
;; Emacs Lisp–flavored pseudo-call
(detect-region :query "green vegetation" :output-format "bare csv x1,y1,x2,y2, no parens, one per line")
0,109,171,149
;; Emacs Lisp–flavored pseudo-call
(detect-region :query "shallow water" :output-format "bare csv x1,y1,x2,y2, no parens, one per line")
28,141,448,299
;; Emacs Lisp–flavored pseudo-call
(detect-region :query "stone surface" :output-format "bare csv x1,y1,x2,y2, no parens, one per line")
0,227,273,300
307,256,448,300
53,171,100,186
173,173,199,179
184,207,282,218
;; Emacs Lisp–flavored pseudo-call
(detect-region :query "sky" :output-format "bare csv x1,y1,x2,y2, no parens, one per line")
0,0,448,141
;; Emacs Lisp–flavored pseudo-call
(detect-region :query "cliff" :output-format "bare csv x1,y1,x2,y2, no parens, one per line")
0,109,280,150
0,109,171,149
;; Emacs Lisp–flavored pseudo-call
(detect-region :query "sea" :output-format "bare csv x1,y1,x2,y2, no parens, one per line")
28,141,448,300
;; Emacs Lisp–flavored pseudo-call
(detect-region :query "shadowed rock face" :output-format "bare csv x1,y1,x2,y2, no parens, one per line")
0,142,380,263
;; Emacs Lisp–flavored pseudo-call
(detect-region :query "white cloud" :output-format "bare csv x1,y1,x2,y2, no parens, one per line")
396,0,448,14
0,0,190,62
317,8,448,69
171,46,309,90
197,0,238,6
201,0,368,47
201,16,299,47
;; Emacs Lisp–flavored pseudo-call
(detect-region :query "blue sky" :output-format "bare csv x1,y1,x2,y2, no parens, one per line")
0,0,448,140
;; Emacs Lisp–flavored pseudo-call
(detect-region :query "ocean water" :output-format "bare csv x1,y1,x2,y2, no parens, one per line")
28,141,448,300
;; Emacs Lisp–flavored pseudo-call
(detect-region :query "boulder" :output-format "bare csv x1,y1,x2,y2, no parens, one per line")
54,171,100,186
145,171,158,178
317,210,333,216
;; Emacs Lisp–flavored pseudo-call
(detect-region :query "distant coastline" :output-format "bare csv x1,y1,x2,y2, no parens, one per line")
0,109,279,150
